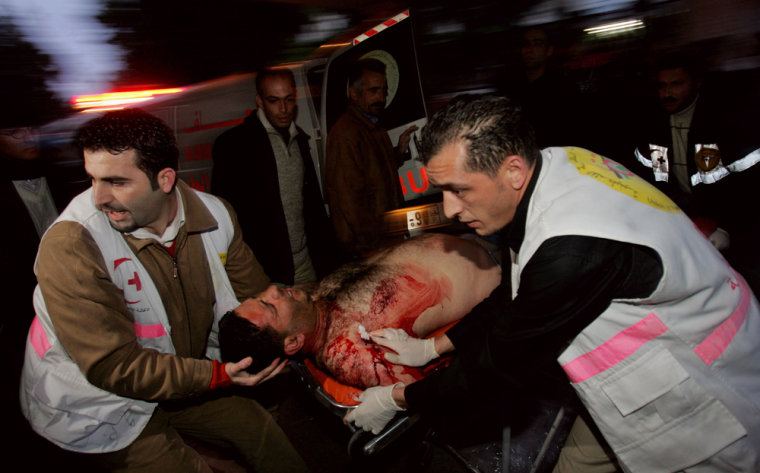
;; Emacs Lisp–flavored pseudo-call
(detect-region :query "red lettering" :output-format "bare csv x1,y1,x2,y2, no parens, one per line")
184,143,213,162
187,172,210,192
407,168,429,193
398,175,407,196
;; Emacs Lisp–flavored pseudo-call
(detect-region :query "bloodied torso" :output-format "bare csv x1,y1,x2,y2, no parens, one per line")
309,233,501,389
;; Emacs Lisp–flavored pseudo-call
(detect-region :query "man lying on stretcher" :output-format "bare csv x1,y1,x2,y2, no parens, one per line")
218,233,501,389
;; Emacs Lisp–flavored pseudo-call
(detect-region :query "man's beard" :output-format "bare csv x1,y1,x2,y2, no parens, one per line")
101,206,140,233
369,102,385,116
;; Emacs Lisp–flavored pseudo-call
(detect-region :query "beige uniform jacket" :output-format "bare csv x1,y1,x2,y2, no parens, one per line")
34,181,269,401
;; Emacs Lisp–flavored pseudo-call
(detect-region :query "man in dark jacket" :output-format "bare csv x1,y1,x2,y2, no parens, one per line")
630,54,760,293
325,58,417,259
212,67,340,285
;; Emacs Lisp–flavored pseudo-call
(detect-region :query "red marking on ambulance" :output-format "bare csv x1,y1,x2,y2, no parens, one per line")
187,172,210,192
182,109,253,134
352,10,410,45
399,168,429,196
408,168,429,193
185,143,212,162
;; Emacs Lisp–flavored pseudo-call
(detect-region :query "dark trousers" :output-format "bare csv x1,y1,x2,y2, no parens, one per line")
92,394,310,473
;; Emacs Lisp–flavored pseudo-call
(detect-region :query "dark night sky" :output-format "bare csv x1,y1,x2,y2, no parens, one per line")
2,0,758,129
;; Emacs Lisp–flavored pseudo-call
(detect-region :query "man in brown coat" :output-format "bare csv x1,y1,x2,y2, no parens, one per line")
325,58,417,259
19,108,309,473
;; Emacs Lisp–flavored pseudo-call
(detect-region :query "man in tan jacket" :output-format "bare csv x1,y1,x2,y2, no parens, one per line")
20,108,309,473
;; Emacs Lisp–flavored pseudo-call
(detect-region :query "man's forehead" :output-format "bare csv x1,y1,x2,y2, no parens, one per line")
426,141,470,181
523,31,548,45
362,70,386,85
259,77,296,95
658,67,690,83
236,298,267,322
84,147,138,166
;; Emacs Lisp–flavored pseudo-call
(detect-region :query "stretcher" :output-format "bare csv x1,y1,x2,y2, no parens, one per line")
289,359,425,458
288,323,456,458
288,326,578,472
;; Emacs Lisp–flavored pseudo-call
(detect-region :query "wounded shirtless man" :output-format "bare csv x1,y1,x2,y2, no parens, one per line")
219,233,501,389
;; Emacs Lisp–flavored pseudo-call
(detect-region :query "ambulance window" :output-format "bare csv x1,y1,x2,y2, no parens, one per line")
307,65,325,116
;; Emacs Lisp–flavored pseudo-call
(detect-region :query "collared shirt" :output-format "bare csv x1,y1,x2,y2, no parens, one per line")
359,108,380,124
669,95,699,194
130,191,184,246
405,153,663,409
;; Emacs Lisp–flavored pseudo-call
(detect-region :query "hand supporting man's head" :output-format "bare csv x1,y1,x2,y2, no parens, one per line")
418,94,539,236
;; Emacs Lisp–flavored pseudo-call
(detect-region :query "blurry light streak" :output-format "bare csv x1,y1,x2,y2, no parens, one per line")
71,88,185,112
295,12,350,44
0,0,127,104
584,19,644,37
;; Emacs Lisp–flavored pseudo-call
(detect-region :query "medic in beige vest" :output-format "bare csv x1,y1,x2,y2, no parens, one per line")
20,187,239,453
514,147,760,472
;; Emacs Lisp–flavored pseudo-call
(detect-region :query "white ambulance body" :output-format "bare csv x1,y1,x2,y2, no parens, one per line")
43,11,450,238
43,10,442,224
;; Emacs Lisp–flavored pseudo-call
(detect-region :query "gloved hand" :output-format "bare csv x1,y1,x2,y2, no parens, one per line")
370,328,439,367
344,383,405,434
708,228,730,251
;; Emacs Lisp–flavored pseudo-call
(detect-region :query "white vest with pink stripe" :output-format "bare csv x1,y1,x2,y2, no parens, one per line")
515,147,760,472
20,187,239,453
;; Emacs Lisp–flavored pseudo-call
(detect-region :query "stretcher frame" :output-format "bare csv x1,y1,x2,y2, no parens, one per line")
288,360,425,457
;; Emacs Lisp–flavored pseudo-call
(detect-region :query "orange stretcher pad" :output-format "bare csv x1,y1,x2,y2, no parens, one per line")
303,321,458,406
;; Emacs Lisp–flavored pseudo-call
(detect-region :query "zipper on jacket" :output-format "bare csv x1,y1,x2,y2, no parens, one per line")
172,257,178,279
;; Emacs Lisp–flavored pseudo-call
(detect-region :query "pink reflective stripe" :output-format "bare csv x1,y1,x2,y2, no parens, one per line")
29,316,51,359
562,313,668,383
134,322,167,338
695,274,751,365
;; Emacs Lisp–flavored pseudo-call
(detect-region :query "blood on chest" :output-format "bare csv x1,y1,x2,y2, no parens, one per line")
322,268,452,388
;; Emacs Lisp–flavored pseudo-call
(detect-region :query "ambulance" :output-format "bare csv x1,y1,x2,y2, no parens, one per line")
42,10,453,238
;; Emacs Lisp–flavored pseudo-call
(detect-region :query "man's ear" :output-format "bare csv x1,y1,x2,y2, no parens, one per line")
501,155,530,190
348,86,358,104
156,168,176,194
283,332,305,356
255,94,263,110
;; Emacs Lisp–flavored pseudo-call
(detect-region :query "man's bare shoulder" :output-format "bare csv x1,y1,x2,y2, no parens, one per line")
313,233,499,309
370,233,500,269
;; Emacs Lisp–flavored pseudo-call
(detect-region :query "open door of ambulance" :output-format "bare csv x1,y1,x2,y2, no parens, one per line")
320,10,436,205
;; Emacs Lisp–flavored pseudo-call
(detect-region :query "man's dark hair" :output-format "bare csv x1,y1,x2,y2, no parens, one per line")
653,52,704,79
348,58,386,91
418,94,540,177
218,310,287,374
74,108,179,189
255,67,296,95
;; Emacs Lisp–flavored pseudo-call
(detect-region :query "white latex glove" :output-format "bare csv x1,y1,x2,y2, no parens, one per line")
708,228,730,251
344,383,405,434
370,328,439,367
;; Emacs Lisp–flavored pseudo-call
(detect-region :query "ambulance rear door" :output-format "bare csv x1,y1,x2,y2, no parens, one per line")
320,10,436,204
